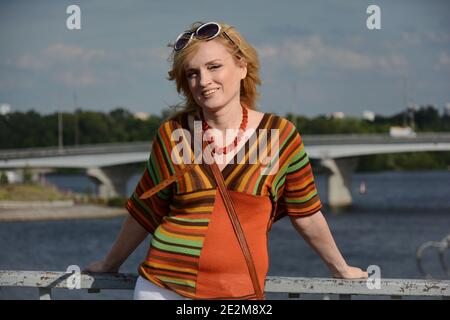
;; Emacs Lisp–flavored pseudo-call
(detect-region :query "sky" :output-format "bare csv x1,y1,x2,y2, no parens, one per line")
0,0,449,118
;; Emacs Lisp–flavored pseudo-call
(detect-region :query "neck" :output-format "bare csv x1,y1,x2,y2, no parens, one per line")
201,101,243,131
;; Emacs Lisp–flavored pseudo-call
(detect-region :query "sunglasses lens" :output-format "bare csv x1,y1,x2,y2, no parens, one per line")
196,23,220,39
174,32,192,51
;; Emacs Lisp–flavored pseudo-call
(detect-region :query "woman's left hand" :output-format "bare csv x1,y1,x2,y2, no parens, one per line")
332,265,368,279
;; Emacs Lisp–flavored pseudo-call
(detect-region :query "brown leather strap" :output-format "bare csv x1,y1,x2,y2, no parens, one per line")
209,160,265,300
139,164,195,200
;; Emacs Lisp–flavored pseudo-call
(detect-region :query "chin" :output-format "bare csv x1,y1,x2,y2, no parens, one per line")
198,98,226,111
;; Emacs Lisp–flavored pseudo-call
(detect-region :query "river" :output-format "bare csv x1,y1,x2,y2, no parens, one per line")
0,170,449,299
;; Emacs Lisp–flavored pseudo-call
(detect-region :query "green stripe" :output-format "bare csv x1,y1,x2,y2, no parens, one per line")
253,153,280,194
132,193,159,226
275,175,286,194
157,131,175,175
170,217,210,223
287,154,309,173
279,125,296,153
284,190,317,203
148,153,161,184
154,228,203,248
288,146,306,164
146,140,171,199
271,164,288,194
156,276,196,288
152,238,201,256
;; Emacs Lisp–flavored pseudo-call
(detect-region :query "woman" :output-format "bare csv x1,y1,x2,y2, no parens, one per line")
85,21,368,300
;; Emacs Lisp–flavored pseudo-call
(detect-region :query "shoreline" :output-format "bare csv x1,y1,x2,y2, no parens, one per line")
0,204,127,222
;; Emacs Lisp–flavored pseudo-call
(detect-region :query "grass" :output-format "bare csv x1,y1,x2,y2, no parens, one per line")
0,183,73,201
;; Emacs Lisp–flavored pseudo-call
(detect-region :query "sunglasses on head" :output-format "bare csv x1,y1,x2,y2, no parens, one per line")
173,21,237,52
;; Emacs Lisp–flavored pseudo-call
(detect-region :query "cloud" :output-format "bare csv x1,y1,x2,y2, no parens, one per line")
425,31,450,45
13,54,47,70
4,44,120,87
435,51,450,70
127,47,170,60
6,43,107,71
126,47,171,70
55,69,98,87
385,31,450,50
258,35,408,74
42,43,106,62
2,43,171,88
0,75,35,90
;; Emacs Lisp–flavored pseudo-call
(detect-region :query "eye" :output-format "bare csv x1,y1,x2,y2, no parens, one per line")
186,72,198,79
209,65,221,70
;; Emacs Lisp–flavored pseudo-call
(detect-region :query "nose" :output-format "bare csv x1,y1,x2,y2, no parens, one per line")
199,69,212,88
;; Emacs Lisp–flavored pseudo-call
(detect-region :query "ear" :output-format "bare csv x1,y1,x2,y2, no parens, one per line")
237,57,247,80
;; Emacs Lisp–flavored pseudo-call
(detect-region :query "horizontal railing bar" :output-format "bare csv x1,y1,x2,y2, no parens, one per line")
0,270,137,290
1,270,449,298
264,276,449,297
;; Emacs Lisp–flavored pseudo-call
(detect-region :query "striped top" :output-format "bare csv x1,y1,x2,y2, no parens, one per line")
126,109,322,299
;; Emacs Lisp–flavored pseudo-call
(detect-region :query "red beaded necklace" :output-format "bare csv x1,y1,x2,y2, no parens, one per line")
201,105,248,155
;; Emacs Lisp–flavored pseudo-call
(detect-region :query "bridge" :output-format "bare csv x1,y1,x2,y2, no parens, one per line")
1,133,450,208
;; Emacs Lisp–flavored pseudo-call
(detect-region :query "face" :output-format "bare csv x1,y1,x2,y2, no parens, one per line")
184,39,247,112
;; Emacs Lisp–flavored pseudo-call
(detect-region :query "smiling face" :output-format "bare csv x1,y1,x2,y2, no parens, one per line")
184,39,247,112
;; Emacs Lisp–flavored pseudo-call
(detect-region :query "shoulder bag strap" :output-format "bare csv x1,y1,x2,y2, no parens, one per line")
209,159,265,300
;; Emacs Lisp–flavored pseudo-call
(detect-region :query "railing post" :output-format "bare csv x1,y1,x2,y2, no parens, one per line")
39,288,53,300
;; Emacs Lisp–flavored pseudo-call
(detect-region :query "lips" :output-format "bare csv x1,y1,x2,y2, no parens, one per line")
202,87,220,97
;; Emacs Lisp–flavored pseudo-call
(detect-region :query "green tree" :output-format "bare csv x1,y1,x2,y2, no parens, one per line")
23,167,33,184
0,171,8,185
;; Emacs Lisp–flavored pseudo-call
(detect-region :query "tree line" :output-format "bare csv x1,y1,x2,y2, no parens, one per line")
1,105,450,171
286,105,450,134
0,108,165,149
1,104,450,149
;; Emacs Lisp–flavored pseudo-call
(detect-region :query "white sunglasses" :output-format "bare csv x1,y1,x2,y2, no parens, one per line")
174,21,236,52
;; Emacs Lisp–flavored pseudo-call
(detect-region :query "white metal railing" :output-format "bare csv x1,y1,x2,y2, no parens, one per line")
0,270,449,300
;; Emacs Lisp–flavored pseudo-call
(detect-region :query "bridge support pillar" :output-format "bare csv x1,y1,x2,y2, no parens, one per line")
86,165,141,199
320,157,358,209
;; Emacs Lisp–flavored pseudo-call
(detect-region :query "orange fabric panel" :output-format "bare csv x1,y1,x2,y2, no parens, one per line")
195,190,272,299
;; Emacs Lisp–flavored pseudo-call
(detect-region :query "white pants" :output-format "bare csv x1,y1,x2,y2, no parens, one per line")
133,276,190,300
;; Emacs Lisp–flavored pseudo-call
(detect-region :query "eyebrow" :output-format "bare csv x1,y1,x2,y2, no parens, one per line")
185,59,223,72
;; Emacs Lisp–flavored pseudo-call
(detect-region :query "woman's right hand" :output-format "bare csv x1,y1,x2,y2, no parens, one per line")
83,260,119,273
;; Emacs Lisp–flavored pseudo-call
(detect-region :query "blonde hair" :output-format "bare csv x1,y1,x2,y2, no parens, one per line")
166,21,261,120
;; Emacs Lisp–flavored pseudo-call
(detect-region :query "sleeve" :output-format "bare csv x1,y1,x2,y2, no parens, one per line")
273,123,322,222
125,126,173,234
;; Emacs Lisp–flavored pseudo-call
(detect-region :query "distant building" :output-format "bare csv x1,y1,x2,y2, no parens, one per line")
363,110,375,122
0,103,11,115
328,111,345,119
389,126,416,138
444,103,450,117
134,112,149,120
406,103,418,112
